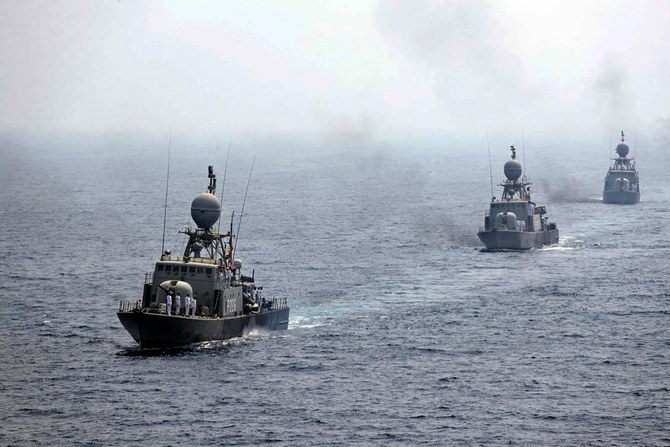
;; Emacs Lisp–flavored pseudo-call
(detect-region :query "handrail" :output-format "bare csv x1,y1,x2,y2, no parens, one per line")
118,297,288,314
118,300,142,312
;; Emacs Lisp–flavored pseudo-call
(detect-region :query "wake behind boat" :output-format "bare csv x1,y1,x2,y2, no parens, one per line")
478,145,558,251
603,131,640,204
117,166,289,348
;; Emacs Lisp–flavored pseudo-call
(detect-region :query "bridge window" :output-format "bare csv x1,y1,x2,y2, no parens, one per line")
157,265,164,271
180,266,187,273
189,267,196,273
206,268,213,275
197,267,204,273
165,265,172,272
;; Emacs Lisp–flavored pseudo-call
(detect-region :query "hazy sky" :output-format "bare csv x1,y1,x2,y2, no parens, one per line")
1,0,668,140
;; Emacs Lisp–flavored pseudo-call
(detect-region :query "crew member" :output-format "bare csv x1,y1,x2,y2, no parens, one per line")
185,294,191,317
175,292,181,316
191,294,197,316
166,292,172,315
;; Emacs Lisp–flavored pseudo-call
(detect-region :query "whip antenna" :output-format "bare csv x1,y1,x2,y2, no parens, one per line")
609,128,612,161
160,131,172,255
217,135,232,234
522,129,527,180
486,132,494,199
232,155,256,260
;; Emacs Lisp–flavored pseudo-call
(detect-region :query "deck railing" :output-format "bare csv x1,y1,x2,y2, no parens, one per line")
263,297,288,311
118,296,286,315
118,300,142,312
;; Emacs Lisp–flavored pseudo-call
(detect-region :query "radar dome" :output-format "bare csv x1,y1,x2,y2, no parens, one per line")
504,159,523,181
191,193,221,229
615,143,629,157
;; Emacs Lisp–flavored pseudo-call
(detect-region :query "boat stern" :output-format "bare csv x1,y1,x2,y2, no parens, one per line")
478,229,535,251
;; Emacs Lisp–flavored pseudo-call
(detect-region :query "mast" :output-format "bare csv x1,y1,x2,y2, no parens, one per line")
499,145,531,201
611,130,634,171
180,166,230,263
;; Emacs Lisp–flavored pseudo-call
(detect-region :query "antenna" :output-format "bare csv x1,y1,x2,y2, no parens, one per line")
607,127,613,166
160,131,172,255
217,136,232,234
227,212,234,266
609,127,612,160
486,132,494,199
207,165,216,194
634,129,638,160
232,155,256,260
522,129,527,180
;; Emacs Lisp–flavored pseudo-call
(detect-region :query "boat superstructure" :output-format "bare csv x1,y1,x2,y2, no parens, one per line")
478,145,558,251
603,131,640,204
117,166,289,348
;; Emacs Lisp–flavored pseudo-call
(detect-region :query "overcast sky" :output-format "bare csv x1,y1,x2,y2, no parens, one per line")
1,0,668,141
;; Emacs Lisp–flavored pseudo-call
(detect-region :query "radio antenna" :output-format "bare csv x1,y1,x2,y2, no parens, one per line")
217,135,232,234
609,128,612,161
522,129,527,180
232,154,256,260
486,132,494,199
160,131,172,255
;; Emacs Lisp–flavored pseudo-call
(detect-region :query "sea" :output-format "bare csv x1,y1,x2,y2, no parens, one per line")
1,134,669,446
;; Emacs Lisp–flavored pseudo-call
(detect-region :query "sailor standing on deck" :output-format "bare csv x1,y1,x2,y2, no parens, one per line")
191,294,197,316
166,291,173,315
217,268,225,289
185,294,191,317
175,292,181,316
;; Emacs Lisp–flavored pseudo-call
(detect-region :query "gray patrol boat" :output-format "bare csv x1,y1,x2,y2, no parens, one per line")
478,146,558,251
117,166,289,348
603,131,640,204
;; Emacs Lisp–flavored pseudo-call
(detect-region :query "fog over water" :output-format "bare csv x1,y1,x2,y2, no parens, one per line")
1,0,669,144
2,3,670,445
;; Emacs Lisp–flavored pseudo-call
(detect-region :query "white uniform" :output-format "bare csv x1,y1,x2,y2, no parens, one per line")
175,294,181,315
185,295,191,317
166,294,172,315
191,296,197,316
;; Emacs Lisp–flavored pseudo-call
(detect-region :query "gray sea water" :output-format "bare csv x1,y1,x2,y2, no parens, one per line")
1,135,669,446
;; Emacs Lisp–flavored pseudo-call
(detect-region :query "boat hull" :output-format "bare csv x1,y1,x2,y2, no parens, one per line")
603,189,640,204
478,228,559,251
117,308,290,349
